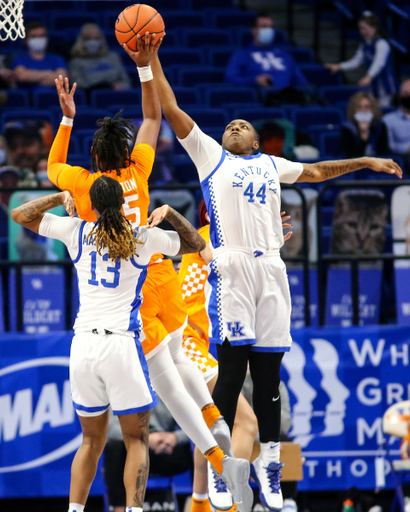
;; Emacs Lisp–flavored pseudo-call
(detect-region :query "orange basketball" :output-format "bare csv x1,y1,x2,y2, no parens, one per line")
115,4,165,51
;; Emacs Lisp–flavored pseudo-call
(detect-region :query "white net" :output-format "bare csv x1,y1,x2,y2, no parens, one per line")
0,0,25,41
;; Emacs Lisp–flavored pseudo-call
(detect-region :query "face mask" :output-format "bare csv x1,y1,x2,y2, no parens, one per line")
354,111,374,123
257,27,275,45
400,96,410,110
84,39,101,54
27,37,48,52
0,149,7,165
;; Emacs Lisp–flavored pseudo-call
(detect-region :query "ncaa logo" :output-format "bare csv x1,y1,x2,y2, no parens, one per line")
282,339,350,448
0,357,81,473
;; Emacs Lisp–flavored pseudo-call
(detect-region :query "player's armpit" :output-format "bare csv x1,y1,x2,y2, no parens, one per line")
47,163,76,192
130,143,156,179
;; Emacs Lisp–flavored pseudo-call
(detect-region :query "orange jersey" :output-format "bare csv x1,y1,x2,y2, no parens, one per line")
178,224,210,346
48,123,153,226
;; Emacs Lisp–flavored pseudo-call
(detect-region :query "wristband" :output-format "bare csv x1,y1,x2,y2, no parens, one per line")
61,116,74,127
137,65,153,82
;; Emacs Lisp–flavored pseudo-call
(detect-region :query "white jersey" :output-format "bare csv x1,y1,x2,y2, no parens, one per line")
179,124,303,253
39,213,180,336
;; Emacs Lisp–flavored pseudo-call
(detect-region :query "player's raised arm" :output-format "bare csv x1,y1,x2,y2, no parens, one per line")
151,53,195,140
147,205,205,255
122,33,162,150
297,156,402,182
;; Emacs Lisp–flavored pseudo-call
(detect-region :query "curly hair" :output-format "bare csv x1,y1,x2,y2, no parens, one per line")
86,176,142,260
347,91,382,124
91,111,136,175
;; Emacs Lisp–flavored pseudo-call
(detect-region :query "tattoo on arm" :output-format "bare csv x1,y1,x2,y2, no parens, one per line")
18,194,62,222
166,208,206,255
133,410,150,508
315,158,365,180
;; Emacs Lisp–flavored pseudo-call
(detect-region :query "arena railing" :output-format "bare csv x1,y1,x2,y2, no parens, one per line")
0,182,311,331
316,179,410,327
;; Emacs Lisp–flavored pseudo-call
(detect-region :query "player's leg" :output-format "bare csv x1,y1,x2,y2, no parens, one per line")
147,344,253,512
118,410,151,510
249,351,285,512
70,410,109,509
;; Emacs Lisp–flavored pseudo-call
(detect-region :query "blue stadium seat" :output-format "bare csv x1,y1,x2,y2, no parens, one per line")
291,107,343,131
68,134,81,155
90,89,142,109
204,86,259,108
67,108,107,131
177,67,226,87
33,89,87,110
319,85,368,106
160,31,181,48
308,124,341,148
235,27,288,47
182,29,233,48
172,87,202,107
49,11,98,31
74,129,96,154
189,0,236,9
66,153,92,168
159,11,206,30
0,90,30,108
232,107,288,123
299,63,343,87
205,47,235,67
172,154,198,183
158,48,205,68
184,108,229,129
287,46,315,64
319,131,342,157
210,10,257,29
0,109,56,132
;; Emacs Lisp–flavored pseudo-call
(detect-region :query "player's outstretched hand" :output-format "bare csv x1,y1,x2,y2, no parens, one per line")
122,32,163,67
55,75,76,119
281,211,293,242
367,157,403,178
62,190,76,218
147,204,170,228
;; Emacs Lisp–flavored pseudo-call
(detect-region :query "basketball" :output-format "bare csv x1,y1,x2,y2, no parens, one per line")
115,4,165,51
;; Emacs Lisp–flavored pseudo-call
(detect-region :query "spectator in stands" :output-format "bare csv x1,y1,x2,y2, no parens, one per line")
0,136,11,168
325,12,398,107
11,21,67,90
341,91,389,158
0,54,16,89
383,79,410,172
0,166,21,211
34,154,54,188
69,23,131,97
3,120,45,185
225,13,308,106
104,397,193,512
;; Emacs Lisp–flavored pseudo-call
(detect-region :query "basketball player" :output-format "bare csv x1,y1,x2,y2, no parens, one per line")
47,34,253,512
180,203,292,512
150,50,403,511
10,176,205,512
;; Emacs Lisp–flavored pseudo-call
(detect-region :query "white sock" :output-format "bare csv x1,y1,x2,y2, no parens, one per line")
260,441,280,464
193,493,208,500
68,504,84,512
126,508,143,512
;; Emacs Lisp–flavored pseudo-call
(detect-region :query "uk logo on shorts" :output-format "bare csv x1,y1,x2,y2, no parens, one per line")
227,321,245,337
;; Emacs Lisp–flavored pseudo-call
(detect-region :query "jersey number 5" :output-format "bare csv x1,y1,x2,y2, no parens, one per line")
88,251,121,288
123,193,141,228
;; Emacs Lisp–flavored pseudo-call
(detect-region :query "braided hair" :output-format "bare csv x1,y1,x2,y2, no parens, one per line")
86,176,142,260
91,111,136,175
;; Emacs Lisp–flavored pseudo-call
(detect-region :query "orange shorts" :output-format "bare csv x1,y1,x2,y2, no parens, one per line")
140,259,187,359
182,327,218,384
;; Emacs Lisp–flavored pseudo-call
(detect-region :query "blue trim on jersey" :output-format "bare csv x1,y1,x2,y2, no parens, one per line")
128,267,148,332
112,398,158,416
130,255,149,270
72,221,86,264
207,260,224,342
200,149,226,186
231,152,264,161
251,346,291,352
267,155,278,175
133,336,158,407
73,401,109,413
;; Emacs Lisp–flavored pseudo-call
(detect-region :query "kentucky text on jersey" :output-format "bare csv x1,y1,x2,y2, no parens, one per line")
232,164,278,192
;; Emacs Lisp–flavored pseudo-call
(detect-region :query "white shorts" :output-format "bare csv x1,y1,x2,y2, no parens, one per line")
207,249,292,351
70,331,158,417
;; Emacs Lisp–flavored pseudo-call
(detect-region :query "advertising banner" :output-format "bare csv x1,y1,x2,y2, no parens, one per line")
283,325,409,491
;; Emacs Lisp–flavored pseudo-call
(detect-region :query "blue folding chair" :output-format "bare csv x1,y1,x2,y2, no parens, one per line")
319,85,369,105
172,87,202,107
0,109,56,132
291,107,343,131
177,67,226,87
33,89,87,109
172,154,199,183
204,86,259,108
159,48,205,68
319,131,342,157
0,89,30,108
49,11,98,31
299,63,343,87
184,108,228,129
159,10,206,30
90,89,142,109
205,47,235,67
67,108,107,131
232,107,288,123
182,29,233,48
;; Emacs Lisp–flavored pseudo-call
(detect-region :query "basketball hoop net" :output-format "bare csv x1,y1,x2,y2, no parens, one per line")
0,0,25,41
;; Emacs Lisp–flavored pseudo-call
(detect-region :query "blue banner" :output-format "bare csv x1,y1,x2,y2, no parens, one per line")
282,325,410,490
325,267,382,326
0,332,104,498
395,267,410,325
288,269,318,328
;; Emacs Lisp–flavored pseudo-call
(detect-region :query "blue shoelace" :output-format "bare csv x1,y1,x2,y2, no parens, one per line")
265,463,283,493
212,468,228,493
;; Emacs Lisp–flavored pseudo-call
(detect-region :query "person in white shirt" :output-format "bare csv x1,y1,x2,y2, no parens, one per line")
150,48,402,511
10,175,207,512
